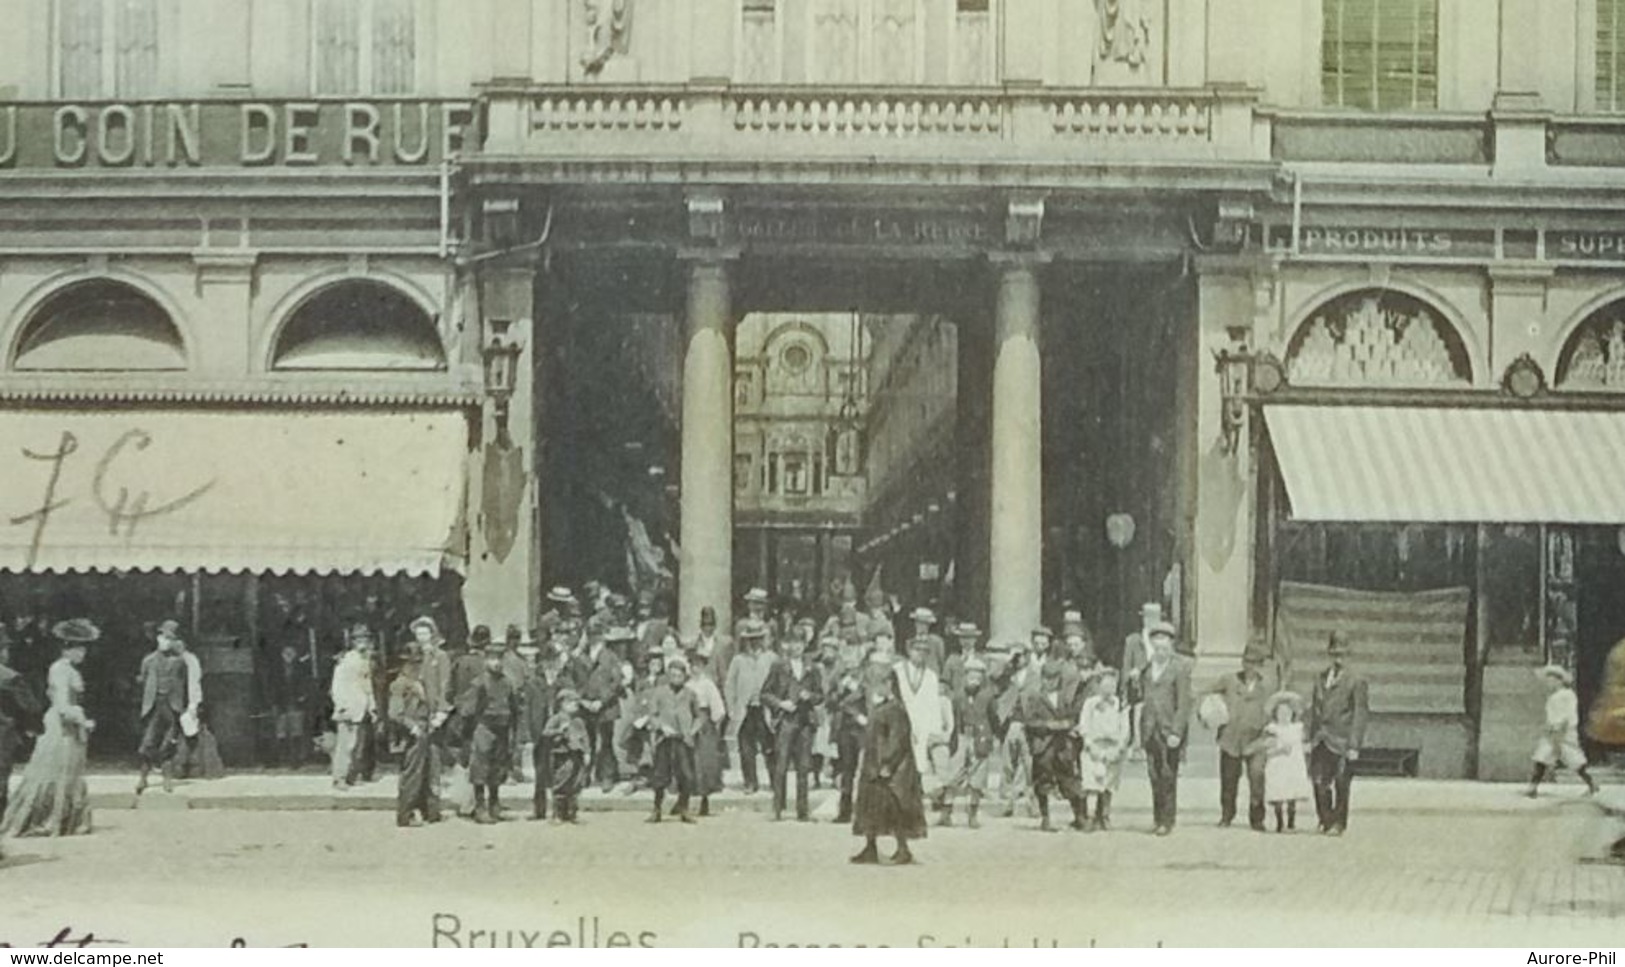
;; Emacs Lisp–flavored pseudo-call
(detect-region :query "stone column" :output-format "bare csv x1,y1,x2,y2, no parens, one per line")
987,254,1046,645
463,262,541,636
678,255,736,637
1191,256,1265,668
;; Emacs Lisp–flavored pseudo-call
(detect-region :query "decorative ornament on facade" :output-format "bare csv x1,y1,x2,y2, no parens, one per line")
1286,292,1469,388
580,0,633,75
1556,305,1625,390
1501,353,1546,400
1105,513,1136,549
1095,0,1150,69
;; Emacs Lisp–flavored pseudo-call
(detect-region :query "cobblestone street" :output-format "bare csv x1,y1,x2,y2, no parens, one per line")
5,778,1624,947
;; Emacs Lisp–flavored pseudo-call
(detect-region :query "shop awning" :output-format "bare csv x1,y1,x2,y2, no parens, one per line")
0,409,468,576
1265,404,1625,524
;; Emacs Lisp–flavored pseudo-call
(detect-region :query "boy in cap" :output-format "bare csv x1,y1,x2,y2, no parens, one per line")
465,639,522,823
390,641,446,827
1022,654,1090,832
1529,665,1598,798
540,688,591,824
938,655,999,828
646,656,701,823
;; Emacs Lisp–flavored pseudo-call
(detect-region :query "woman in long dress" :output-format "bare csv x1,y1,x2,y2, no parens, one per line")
3,619,99,838
850,664,926,866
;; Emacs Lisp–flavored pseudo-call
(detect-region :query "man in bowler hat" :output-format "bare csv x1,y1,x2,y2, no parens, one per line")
1307,631,1368,835
1139,621,1192,835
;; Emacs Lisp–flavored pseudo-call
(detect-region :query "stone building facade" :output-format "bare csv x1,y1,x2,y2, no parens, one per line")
0,0,1623,776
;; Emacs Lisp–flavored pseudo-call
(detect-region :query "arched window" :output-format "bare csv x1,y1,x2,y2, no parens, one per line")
1285,289,1470,387
273,279,444,371
1556,299,1625,390
12,279,184,371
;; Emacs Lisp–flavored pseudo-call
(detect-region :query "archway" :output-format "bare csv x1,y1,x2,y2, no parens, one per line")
12,278,185,371
272,279,444,370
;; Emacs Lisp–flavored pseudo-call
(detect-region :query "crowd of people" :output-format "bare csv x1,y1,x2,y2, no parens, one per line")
3,579,1623,867
298,580,1393,861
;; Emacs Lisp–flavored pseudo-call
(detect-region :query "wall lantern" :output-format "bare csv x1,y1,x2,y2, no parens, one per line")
1214,340,1286,455
482,329,524,447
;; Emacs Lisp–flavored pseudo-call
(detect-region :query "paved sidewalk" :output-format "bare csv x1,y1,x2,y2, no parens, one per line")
87,768,1618,819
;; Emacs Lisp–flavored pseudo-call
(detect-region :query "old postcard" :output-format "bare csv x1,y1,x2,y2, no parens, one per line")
2,0,1625,949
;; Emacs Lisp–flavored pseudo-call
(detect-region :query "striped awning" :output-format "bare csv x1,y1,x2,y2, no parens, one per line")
1265,405,1625,524
0,409,468,576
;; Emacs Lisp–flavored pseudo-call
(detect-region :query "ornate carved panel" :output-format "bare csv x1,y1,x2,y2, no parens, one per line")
1286,291,1470,388
1557,302,1625,390
810,0,860,83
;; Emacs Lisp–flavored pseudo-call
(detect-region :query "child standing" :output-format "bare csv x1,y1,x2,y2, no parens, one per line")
540,688,591,824
1262,691,1312,832
1530,665,1599,797
1076,668,1131,831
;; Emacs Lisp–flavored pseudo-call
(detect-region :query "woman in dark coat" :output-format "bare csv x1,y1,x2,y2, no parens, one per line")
851,666,926,865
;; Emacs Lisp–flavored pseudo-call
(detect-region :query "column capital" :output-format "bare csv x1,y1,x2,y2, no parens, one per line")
676,245,743,264
988,250,1053,269
1192,252,1277,279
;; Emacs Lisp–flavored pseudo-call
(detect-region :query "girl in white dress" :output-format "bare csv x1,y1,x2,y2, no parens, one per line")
1262,691,1312,833
1076,668,1131,831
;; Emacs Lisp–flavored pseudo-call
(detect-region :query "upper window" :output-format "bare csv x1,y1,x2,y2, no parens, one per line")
311,0,417,95
56,0,160,98
1322,0,1439,111
272,280,443,371
13,279,185,372
1599,0,1625,112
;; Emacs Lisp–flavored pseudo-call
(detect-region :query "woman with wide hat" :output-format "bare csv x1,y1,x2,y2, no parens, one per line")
3,618,100,838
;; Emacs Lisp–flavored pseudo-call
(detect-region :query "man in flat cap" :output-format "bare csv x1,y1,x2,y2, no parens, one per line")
1022,648,1089,832
390,638,445,827
1139,620,1192,836
726,618,777,794
1307,631,1369,835
136,619,189,795
1207,635,1273,830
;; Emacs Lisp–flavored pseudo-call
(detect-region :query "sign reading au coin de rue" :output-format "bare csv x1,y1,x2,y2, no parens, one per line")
0,100,475,169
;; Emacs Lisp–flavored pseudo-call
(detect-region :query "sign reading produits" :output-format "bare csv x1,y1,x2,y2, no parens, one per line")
1269,225,1625,264
0,100,475,169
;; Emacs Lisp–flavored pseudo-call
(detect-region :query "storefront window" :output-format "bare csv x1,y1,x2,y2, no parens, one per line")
1280,522,1472,592
1483,525,1541,662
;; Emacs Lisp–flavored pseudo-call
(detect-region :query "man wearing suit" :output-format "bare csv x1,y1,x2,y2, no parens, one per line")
1207,636,1273,830
760,628,824,822
1307,631,1369,836
1138,621,1192,836
136,624,189,795
576,621,628,792
525,646,570,820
